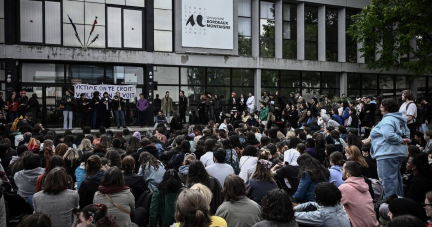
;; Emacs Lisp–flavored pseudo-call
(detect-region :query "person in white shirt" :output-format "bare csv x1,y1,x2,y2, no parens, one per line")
205,148,234,186
399,90,417,139
246,92,255,114
200,139,216,167
219,118,229,131
239,145,258,182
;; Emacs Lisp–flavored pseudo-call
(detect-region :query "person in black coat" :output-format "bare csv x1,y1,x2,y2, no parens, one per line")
405,154,432,208
132,138,160,173
91,91,101,129
189,109,199,125
61,90,76,130
99,92,111,128
363,96,376,128
78,156,105,209
154,94,162,116
77,93,91,129
122,156,149,202
179,91,188,124
198,95,207,125
29,93,39,125
18,91,29,117
228,92,240,114
170,113,183,133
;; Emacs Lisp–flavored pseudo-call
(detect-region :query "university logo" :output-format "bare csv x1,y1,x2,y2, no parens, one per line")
186,14,206,27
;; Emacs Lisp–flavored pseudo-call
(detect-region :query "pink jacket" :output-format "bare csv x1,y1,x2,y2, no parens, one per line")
339,177,378,227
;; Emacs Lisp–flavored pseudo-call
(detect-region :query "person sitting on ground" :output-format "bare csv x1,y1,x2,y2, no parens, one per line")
339,161,378,227
14,153,44,201
190,183,228,227
328,152,345,187
199,139,217,167
138,152,166,191
239,145,258,182
78,155,105,209
77,204,119,227
216,175,261,227
405,153,432,208
387,198,425,221
294,182,350,227
107,138,127,158
388,215,427,227
178,154,196,185
17,213,52,227
205,148,234,187
121,156,149,203
253,189,298,227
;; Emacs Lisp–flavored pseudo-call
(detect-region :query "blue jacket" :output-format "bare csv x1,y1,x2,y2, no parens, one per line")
370,112,409,161
75,164,87,190
329,166,344,187
294,202,351,227
341,107,350,121
293,172,328,203
332,114,343,125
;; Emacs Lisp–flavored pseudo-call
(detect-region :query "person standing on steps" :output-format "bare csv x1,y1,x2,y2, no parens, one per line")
179,91,188,124
77,93,91,129
136,93,149,128
91,91,101,129
113,92,127,129
161,91,174,123
18,91,29,118
61,89,76,130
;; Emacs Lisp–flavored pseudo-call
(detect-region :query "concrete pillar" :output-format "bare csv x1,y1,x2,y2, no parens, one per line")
340,72,348,97
297,3,305,60
318,5,326,61
338,8,346,62
252,0,260,58
409,39,416,61
411,78,418,98
357,42,365,63
275,0,283,59
254,69,262,108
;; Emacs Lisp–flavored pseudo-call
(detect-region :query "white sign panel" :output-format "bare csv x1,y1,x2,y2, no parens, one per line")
74,84,137,99
182,0,234,49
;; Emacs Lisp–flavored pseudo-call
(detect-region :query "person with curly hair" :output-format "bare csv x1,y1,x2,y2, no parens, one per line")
253,189,297,227
293,154,330,203
294,182,350,226
105,150,121,169
246,149,277,205
138,151,166,191
186,160,223,214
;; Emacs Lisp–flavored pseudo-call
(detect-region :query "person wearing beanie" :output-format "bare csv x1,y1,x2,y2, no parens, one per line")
132,132,141,140
388,198,425,221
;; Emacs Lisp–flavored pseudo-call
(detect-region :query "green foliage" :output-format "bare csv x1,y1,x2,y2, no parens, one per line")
347,0,432,77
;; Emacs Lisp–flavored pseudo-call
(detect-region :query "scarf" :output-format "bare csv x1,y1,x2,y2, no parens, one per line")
98,185,130,194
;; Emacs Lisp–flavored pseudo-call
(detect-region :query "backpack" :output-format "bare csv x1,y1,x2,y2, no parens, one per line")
11,116,23,132
369,178,384,203
406,102,422,127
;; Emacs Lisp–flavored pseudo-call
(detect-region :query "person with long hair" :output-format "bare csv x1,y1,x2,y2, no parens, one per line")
35,156,72,192
216,174,261,227
186,160,223,214
221,139,240,175
93,167,136,227
255,189,298,227
246,149,277,205
75,151,94,190
77,204,117,227
345,145,371,178
18,213,52,227
79,155,105,209
7,93,19,122
121,156,149,202
78,138,93,156
138,151,166,191
126,137,141,155
294,182,350,226
33,167,79,227
239,145,258,182
149,169,183,227
55,143,68,157
179,154,196,185
173,189,213,227
293,154,330,203
63,148,81,183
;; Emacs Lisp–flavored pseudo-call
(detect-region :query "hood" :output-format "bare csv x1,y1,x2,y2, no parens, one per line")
179,165,189,175
344,176,369,193
19,167,45,183
330,165,342,171
87,170,105,183
321,114,330,122
382,112,407,124
123,173,143,186
284,149,300,166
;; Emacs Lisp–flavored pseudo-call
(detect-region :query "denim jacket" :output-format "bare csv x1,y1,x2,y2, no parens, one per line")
138,162,166,191
293,172,328,203
294,202,351,227
225,148,240,175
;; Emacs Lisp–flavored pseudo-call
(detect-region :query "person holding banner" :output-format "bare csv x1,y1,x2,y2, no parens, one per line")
161,91,174,123
100,92,112,128
91,91,101,129
77,93,91,128
61,90,76,130
136,93,149,127
112,92,127,129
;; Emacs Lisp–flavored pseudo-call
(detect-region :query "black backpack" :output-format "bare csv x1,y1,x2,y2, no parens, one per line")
406,102,423,127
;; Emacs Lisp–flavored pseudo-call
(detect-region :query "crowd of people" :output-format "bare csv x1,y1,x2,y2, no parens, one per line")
0,88,431,227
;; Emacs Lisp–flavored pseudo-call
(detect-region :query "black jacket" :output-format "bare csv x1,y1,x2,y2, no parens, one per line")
189,114,198,124
405,173,432,207
160,147,181,165
77,98,91,113
112,96,126,110
123,173,149,202
364,102,376,124
78,170,104,209
61,96,76,111
179,96,188,109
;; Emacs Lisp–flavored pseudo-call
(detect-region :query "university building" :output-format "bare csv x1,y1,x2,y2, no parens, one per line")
0,0,430,127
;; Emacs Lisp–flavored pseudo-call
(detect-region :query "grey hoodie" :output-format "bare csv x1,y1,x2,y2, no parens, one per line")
14,167,45,200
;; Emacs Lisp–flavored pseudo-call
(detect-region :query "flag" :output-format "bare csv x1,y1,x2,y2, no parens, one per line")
67,14,84,47
86,17,98,47
87,34,99,48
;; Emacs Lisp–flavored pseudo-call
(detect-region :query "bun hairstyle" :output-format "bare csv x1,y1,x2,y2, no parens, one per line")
174,189,212,227
80,204,108,224
86,155,102,177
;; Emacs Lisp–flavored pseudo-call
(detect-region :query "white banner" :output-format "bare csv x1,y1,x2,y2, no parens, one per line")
182,0,233,49
73,84,137,99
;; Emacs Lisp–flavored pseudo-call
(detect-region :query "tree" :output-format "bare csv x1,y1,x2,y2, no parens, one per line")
347,0,432,77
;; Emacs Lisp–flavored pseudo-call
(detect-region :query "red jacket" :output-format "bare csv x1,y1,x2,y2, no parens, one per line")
7,100,19,111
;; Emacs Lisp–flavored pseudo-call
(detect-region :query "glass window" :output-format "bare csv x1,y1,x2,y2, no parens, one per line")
322,72,340,88
321,89,340,98
232,87,254,98
207,68,230,86
346,10,358,63
302,87,320,101
180,86,205,105
238,17,252,37
45,1,61,45
22,63,64,83
302,71,320,88
379,75,394,89
326,8,338,61
69,65,105,84
261,70,279,87
348,89,361,98
107,7,122,48
232,69,254,86
123,9,143,49
281,71,300,87
283,3,297,59
305,6,318,60
363,89,378,97
238,0,252,57
260,1,275,58
154,66,179,85
180,67,205,85
110,66,144,85
395,75,409,89
362,74,378,89
20,0,43,43
207,87,231,102
155,86,179,102
239,0,252,17
239,36,252,57
347,73,361,89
